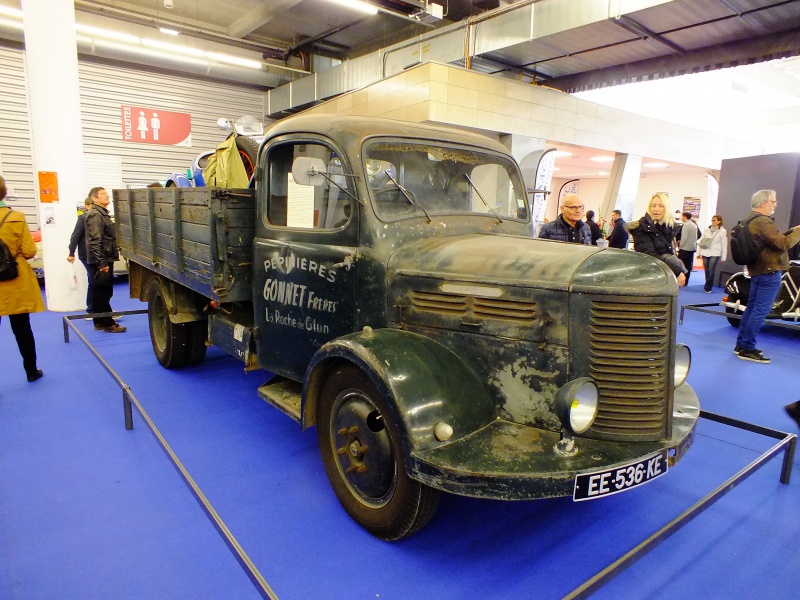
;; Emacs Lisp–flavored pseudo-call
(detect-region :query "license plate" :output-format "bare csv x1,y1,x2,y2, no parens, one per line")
573,451,668,501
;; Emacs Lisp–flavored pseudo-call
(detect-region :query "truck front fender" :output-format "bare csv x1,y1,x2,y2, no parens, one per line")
303,328,497,457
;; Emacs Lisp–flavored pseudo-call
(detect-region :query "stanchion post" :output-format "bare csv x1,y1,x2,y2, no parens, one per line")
780,435,796,484
123,386,134,430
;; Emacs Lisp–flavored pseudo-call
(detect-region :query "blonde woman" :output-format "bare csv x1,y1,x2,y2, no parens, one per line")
625,192,687,286
697,215,727,293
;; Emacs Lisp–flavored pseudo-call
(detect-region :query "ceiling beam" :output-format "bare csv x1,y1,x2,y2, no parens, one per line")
612,14,687,55
227,0,304,39
546,28,800,92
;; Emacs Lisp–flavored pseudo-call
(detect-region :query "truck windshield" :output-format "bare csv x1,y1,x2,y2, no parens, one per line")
364,139,528,222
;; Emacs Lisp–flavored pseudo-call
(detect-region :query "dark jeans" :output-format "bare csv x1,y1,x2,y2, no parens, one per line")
80,258,94,313
736,271,782,351
702,255,720,292
0,313,38,379
678,249,695,283
88,262,115,328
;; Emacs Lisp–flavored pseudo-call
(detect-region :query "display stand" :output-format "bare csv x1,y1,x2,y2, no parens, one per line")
680,301,800,332
63,313,796,600
564,411,796,599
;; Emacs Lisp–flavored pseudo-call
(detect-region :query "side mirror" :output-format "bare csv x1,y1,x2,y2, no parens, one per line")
292,157,327,186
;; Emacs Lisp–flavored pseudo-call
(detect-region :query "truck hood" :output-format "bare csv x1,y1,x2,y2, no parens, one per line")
387,233,675,294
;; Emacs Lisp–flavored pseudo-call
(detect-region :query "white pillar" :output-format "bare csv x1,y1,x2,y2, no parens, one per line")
601,153,642,223
500,134,546,235
21,0,85,311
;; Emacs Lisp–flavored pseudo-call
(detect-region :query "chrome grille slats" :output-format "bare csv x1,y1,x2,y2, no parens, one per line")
588,299,671,440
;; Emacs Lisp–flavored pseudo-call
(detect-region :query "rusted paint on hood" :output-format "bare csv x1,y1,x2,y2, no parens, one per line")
387,234,673,293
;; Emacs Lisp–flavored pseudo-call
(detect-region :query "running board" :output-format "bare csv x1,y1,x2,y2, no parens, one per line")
257,376,302,423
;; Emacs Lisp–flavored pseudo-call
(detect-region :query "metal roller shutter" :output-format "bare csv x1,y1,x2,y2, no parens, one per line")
0,46,37,227
1,50,268,229
78,60,266,189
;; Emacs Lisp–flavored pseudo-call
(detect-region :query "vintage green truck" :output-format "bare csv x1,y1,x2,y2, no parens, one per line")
114,114,699,540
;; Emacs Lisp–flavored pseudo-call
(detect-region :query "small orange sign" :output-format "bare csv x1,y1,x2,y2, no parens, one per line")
38,171,59,203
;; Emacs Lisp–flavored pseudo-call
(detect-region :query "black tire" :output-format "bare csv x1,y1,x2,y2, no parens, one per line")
185,319,208,366
317,364,440,540
235,135,260,181
148,280,189,369
725,306,741,328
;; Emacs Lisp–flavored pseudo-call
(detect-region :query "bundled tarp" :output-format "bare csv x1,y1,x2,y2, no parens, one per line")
203,134,249,188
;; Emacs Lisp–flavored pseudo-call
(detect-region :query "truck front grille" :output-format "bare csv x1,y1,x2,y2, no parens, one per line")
587,300,671,441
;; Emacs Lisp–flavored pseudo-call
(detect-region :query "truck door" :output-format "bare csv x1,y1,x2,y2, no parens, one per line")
253,137,358,381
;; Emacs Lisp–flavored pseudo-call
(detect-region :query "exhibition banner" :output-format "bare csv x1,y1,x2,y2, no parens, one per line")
120,105,192,146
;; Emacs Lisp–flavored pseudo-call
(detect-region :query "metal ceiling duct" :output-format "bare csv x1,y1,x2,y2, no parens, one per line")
265,0,679,116
266,0,539,115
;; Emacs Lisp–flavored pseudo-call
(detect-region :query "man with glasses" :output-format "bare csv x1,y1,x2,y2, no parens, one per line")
734,189,800,363
538,193,591,244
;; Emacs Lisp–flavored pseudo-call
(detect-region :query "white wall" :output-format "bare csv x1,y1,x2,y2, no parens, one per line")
550,170,711,225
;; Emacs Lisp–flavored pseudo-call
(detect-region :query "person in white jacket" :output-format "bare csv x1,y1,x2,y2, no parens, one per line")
697,214,728,293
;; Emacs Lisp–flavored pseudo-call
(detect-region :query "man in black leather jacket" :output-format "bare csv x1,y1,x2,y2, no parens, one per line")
67,198,93,313
85,187,126,333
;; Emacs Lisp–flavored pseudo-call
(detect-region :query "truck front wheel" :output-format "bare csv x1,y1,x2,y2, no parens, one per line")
317,365,440,540
148,281,189,369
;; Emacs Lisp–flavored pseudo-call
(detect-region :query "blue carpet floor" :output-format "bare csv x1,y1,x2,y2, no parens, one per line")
1,280,798,599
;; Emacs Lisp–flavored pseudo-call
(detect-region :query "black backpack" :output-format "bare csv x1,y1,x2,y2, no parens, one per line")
730,214,765,266
0,209,20,281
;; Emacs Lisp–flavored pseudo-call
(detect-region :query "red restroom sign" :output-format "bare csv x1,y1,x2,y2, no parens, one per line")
121,105,192,146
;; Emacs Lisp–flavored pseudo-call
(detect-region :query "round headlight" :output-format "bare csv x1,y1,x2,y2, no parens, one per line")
555,378,599,434
674,344,691,388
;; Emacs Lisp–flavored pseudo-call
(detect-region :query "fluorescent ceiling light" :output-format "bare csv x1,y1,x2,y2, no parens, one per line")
644,162,670,168
0,16,23,30
326,0,378,15
0,6,22,18
159,27,180,36
91,37,208,67
206,52,262,70
142,38,205,57
552,151,573,158
75,23,140,44
590,156,614,162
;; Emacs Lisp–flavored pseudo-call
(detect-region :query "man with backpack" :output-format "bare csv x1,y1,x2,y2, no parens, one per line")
733,189,800,363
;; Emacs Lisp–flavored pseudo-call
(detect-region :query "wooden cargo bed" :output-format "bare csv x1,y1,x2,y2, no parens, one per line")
113,187,256,303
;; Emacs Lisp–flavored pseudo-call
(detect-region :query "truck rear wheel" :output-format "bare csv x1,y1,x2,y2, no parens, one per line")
148,281,189,369
185,319,208,365
317,364,440,540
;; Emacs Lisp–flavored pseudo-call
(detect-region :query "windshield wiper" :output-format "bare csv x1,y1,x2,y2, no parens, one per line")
384,171,431,223
311,169,360,204
464,174,503,224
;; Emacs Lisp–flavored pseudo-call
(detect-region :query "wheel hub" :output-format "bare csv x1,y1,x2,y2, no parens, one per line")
332,392,395,504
